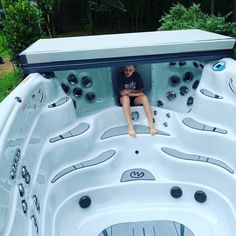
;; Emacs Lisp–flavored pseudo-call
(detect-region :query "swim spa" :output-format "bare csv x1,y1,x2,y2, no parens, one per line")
1,29,236,236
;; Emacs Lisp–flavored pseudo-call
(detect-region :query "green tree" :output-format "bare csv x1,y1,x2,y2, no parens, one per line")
87,0,126,34
36,0,62,37
3,0,41,64
36,0,54,37
159,3,236,37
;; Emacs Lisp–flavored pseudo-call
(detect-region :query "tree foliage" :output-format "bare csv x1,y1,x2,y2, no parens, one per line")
89,0,125,13
36,0,59,37
36,0,54,12
159,3,236,37
34,0,126,37
87,0,126,34
3,0,41,62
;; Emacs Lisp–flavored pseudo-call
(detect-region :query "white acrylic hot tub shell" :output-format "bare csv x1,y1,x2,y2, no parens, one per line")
1,54,236,236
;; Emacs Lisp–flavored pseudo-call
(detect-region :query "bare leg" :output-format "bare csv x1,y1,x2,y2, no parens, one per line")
120,95,136,137
134,95,157,136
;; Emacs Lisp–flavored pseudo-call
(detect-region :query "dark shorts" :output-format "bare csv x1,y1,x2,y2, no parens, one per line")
118,96,137,106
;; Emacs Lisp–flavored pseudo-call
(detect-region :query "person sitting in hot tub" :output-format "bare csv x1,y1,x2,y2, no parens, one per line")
118,65,157,137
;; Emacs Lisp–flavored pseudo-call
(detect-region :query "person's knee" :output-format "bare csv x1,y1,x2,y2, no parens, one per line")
143,95,148,100
120,95,130,105
140,95,148,103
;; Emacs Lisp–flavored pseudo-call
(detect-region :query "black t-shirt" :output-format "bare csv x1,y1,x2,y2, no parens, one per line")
117,71,144,93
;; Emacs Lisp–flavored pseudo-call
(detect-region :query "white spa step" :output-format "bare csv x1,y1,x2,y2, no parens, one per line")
99,221,194,236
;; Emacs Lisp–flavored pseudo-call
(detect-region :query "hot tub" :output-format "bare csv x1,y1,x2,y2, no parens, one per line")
1,29,236,236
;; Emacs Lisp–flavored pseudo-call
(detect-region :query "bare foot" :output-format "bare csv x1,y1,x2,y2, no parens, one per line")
128,127,136,137
150,127,157,136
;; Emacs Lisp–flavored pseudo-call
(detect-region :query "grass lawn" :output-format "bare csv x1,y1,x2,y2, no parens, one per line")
0,70,22,102
0,33,22,102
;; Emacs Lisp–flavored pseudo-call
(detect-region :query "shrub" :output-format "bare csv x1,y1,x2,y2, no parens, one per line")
3,0,42,64
159,3,236,37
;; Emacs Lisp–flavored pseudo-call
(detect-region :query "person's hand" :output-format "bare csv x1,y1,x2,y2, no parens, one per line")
120,89,130,96
128,92,144,97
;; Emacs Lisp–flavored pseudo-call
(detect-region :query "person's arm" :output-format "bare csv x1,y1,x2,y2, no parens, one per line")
120,89,144,96
127,72,144,96
120,89,130,96
128,89,144,96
